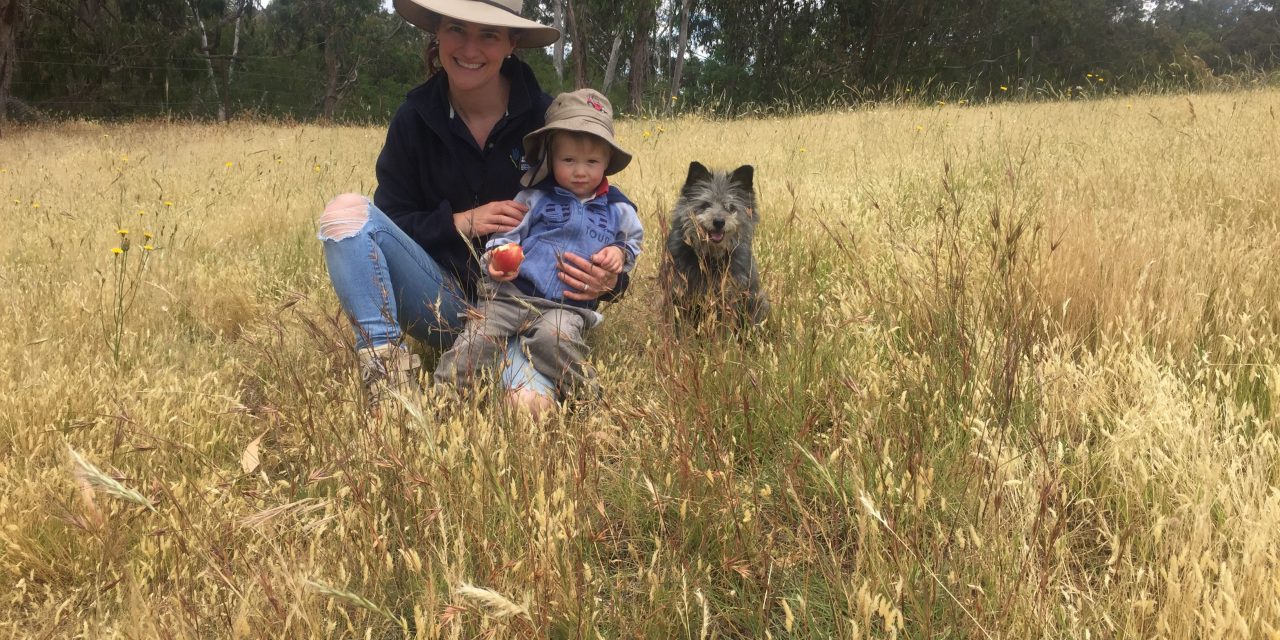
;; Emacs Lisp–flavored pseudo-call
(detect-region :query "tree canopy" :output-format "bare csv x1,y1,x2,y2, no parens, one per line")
2,0,1276,123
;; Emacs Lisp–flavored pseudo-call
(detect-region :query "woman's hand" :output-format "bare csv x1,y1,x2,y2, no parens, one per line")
454,200,528,238
558,251,621,302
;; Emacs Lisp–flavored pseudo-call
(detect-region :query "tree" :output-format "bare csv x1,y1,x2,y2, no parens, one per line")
625,1,656,112
188,0,258,122
552,0,565,80
2,0,1274,120
14,0,192,117
0,0,24,131
566,0,587,87
269,0,379,121
601,31,623,93
668,0,693,108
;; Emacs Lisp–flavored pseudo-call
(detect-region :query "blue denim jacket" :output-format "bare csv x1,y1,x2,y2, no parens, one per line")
487,181,643,310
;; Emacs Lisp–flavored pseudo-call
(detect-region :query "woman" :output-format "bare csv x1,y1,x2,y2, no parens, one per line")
317,0,626,416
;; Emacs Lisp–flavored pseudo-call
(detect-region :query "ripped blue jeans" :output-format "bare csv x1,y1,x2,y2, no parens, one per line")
318,195,554,398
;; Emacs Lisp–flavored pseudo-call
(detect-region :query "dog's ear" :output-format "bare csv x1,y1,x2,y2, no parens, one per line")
683,161,712,195
729,165,754,193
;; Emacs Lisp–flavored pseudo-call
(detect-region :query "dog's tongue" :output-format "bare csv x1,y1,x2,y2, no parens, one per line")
709,231,725,243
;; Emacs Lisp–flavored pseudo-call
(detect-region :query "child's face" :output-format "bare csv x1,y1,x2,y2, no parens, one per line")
551,134,610,199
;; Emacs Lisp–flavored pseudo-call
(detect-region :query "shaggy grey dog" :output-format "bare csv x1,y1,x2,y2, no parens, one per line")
661,161,769,327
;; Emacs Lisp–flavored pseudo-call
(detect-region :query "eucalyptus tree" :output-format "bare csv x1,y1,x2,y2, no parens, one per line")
14,0,193,117
0,0,25,130
267,0,380,121
187,0,259,122
1151,0,1280,72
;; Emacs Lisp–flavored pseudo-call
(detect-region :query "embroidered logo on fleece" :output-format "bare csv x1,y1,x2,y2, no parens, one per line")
510,147,530,171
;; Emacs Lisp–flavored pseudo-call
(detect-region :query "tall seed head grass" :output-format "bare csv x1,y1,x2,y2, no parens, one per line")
1,91,1278,637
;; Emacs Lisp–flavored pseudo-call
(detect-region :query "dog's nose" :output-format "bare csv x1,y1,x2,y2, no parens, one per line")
712,219,725,230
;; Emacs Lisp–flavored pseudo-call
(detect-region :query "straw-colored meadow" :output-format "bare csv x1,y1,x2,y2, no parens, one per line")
2,90,1279,638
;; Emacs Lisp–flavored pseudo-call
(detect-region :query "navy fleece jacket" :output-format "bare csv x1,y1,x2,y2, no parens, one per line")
372,57,630,300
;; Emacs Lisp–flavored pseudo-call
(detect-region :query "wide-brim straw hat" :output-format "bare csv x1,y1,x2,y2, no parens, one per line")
394,0,561,49
521,89,633,187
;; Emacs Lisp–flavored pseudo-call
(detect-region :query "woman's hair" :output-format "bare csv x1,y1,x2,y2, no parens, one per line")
425,36,442,77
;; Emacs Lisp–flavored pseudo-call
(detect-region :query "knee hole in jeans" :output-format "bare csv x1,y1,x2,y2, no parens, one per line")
318,193,370,241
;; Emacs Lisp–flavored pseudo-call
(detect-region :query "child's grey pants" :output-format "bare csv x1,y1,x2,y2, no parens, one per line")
433,294,598,399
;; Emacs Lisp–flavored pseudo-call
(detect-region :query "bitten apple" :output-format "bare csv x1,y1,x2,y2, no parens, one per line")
490,243,524,273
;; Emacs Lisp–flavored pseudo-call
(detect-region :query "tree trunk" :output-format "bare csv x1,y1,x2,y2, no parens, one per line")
187,0,224,121
74,0,102,36
189,0,251,123
322,26,340,121
626,3,657,113
669,0,693,111
0,0,19,132
221,5,244,121
552,0,564,81
602,32,623,94
567,0,587,88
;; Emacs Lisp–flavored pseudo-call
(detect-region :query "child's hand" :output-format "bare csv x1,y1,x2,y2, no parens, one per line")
592,246,626,274
486,244,523,281
487,260,519,282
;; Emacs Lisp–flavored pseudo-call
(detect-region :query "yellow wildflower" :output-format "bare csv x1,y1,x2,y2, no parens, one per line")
1098,77,1105,83
0,168,7,173
1087,73,1094,78
117,229,129,236
111,247,124,255
642,130,652,139
798,147,807,153
1000,85,1008,91
314,165,321,172
144,231,154,240
224,161,234,168
31,202,40,208
143,245,155,251
121,155,129,162
915,125,925,133
164,201,174,207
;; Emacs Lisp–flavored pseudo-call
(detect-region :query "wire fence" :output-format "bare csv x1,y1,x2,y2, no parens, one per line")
7,50,421,122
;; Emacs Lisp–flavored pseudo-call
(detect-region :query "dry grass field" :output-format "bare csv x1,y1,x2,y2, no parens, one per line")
2,90,1280,638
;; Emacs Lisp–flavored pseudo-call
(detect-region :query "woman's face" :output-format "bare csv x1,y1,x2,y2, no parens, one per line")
436,18,518,92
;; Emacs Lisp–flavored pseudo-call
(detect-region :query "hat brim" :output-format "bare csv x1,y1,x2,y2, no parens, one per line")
521,122,632,187
395,0,561,48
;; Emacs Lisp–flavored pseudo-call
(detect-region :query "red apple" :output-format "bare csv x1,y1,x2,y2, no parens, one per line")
491,243,524,273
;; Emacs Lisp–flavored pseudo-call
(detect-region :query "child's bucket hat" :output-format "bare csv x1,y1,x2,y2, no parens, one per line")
521,89,633,187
